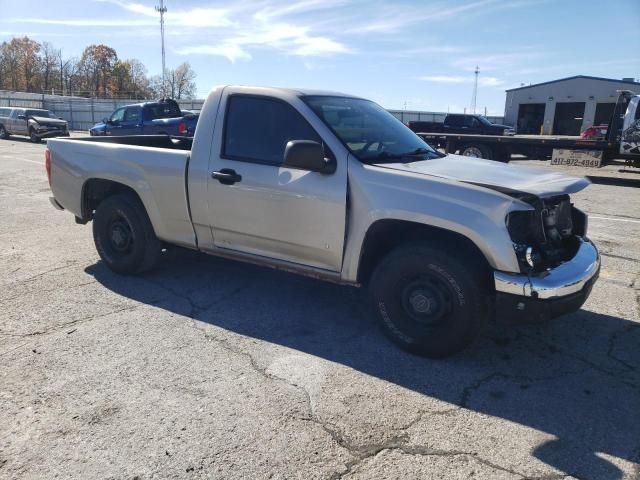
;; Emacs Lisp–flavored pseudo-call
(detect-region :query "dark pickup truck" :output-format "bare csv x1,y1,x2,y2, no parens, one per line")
408,114,515,137
89,99,198,137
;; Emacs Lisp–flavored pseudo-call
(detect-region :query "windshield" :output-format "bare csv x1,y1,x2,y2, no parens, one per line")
302,95,439,162
26,109,54,118
477,115,493,126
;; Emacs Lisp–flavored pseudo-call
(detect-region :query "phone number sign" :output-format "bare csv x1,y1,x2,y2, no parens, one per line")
551,149,602,168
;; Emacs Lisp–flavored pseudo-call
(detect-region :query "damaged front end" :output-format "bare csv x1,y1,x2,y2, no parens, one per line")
506,194,588,273
489,186,599,322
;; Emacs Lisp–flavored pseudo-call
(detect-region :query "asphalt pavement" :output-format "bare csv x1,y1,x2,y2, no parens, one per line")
1,135,639,479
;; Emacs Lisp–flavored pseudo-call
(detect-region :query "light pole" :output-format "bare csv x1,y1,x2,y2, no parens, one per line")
155,0,167,97
471,66,479,114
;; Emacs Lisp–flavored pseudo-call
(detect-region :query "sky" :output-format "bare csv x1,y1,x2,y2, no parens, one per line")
1,0,639,115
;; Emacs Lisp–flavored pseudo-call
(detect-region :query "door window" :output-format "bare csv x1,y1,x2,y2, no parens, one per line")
223,95,320,166
110,108,125,123
124,107,141,123
464,116,480,128
446,115,463,127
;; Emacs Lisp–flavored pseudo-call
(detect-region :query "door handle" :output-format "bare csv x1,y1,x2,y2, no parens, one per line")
211,168,242,185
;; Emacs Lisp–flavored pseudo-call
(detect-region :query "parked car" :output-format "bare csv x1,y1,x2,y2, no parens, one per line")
89,99,198,137
46,85,600,358
0,107,69,142
581,124,608,140
407,114,515,136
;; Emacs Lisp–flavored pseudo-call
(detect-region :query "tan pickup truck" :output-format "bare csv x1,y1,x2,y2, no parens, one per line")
45,85,600,357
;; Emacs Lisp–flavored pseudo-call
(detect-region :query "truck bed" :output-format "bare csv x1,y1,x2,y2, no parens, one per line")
47,135,196,248
78,134,193,150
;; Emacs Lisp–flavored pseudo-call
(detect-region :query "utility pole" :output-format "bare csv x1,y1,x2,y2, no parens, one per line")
155,0,167,97
471,65,479,114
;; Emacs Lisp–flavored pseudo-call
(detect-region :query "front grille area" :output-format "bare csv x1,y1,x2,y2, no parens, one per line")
507,195,581,272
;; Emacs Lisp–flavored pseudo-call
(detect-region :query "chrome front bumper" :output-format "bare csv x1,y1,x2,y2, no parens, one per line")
494,239,600,300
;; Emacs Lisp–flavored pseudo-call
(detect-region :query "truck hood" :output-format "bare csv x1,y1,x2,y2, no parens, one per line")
30,116,67,126
376,154,590,199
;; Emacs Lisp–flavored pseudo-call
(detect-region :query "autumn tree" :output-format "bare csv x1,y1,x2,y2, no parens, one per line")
77,44,118,97
110,58,152,98
0,35,191,100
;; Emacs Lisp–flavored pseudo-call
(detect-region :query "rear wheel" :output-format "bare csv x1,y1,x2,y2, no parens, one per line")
368,242,488,358
460,144,490,159
0,125,8,139
92,193,161,274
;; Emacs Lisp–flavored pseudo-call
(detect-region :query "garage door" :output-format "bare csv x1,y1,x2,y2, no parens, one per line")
553,102,585,136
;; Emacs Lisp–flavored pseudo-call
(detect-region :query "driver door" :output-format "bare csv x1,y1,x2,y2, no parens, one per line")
106,107,126,135
119,106,143,135
11,110,28,135
206,92,348,272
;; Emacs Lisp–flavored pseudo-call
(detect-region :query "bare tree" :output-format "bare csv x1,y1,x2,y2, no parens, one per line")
154,62,197,99
40,42,60,93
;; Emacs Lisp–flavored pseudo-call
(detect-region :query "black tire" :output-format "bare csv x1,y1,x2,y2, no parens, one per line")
92,193,161,274
29,128,41,143
368,242,488,358
460,143,491,159
0,125,8,139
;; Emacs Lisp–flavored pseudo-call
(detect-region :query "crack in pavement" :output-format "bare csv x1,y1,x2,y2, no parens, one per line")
606,324,639,372
519,333,639,391
0,303,147,338
127,274,628,480
6,261,78,285
0,280,97,306
329,443,567,480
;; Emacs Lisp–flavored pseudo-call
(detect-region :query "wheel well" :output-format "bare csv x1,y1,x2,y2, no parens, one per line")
357,219,490,285
81,179,142,221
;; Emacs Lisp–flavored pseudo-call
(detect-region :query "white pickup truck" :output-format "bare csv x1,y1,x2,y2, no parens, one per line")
46,85,600,357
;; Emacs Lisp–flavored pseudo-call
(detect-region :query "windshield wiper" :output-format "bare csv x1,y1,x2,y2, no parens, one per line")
369,147,440,163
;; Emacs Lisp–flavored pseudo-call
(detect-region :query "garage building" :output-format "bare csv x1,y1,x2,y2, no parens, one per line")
504,75,640,135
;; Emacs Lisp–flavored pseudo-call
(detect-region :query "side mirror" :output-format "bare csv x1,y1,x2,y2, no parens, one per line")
283,140,335,173
17,114,26,120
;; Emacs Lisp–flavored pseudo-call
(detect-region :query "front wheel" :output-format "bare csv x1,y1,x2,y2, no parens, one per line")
29,129,41,143
93,193,161,274
368,243,488,358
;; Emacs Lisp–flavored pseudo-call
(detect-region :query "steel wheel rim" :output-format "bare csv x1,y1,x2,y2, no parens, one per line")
462,146,483,157
107,215,134,254
398,275,453,327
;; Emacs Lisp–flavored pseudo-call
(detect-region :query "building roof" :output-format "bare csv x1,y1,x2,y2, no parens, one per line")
505,75,640,92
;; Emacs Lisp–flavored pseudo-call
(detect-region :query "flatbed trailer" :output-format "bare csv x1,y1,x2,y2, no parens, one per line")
416,132,614,162
416,91,640,166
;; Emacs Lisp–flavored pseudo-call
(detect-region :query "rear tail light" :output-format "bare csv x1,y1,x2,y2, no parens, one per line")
178,121,187,135
45,148,52,187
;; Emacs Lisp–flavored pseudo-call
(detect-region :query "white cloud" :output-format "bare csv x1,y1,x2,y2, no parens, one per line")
345,0,502,35
8,17,154,27
418,75,504,87
418,75,469,84
177,44,252,63
98,0,235,28
177,16,352,61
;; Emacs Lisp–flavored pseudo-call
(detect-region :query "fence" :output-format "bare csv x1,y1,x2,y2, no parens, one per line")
0,91,204,131
1,90,504,131
388,109,504,125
